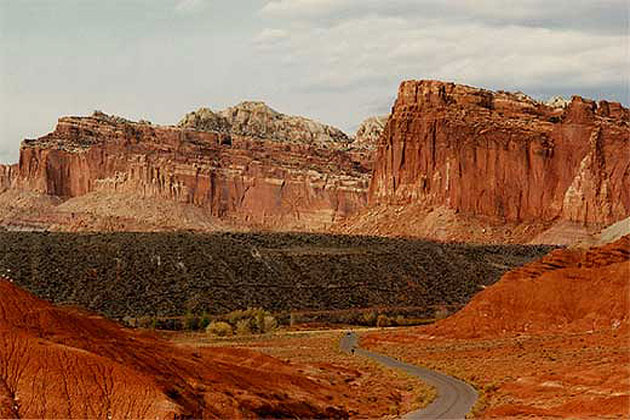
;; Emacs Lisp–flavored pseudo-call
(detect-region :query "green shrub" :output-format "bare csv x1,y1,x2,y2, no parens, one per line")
206,321,233,337
199,313,211,330
183,311,199,331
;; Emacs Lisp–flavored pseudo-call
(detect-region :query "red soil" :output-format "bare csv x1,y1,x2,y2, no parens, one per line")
363,236,630,417
0,279,355,418
426,235,630,338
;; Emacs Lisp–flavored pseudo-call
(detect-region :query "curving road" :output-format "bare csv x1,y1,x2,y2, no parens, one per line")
340,332,478,419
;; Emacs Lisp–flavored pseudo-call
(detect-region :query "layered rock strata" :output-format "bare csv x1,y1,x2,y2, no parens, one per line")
14,110,370,230
0,164,15,193
370,80,630,226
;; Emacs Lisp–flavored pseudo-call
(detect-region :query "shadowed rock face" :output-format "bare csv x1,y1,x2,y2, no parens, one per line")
369,80,630,226
0,165,16,193
14,110,370,230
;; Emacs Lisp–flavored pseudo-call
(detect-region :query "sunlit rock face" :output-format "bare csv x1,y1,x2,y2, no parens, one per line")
353,116,388,149
178,101,352,145
369,80,630,226
14,109,371,231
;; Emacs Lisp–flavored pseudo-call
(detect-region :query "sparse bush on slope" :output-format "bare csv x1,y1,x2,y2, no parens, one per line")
0,232,553,319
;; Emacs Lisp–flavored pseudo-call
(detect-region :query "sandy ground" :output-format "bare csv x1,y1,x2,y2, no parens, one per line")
362,328,629,418
167,329,437,418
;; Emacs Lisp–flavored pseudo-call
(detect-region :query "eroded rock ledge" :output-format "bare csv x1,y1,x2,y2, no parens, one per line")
14,108,371,231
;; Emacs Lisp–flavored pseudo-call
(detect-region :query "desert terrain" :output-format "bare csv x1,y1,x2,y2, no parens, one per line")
2,277,437,418
362,236,630,417
0,79,628,418
2,0,629,417
1,81,627,245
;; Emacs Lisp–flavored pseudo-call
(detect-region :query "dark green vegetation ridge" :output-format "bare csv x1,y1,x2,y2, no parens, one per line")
0,232,553,319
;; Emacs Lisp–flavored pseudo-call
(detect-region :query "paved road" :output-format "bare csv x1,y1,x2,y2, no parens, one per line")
340,332,478,419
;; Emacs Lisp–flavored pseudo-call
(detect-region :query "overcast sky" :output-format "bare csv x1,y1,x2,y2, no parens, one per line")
1,0,628,163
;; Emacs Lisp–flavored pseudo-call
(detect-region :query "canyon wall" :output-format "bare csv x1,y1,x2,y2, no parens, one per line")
5,81,629,235
0,164,16,192
369,80,630,226
14,111,370,230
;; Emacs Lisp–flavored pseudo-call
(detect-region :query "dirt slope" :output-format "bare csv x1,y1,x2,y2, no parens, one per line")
0,278,369,418
426,235,630,338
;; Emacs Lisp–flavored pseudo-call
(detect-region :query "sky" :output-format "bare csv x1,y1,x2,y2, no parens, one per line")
0,0,628,163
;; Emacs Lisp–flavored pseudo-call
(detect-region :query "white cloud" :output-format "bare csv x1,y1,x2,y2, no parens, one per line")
253,28,289,47
174,0,207,13
261,0,344,17
255,1,628,95
261,0,628,34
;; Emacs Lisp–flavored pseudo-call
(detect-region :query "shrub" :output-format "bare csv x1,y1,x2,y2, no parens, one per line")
376,314,392,327
236,319,252,335
225,307,277,334
434,306,450,320
199,313,211,330
206,321,233,337
362,311,377,326
262,315,278,333
183,311,199,331
135,316,153,329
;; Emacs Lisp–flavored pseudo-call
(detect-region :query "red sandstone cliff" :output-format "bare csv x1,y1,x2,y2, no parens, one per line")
4,81,629,237
12,110,370,230
0,164,16,193
369,80,630,226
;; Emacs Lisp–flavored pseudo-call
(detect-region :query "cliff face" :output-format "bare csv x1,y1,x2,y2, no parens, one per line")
14,111,370,230
0,164,16,192
370,80,630,226
6,81,629,236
